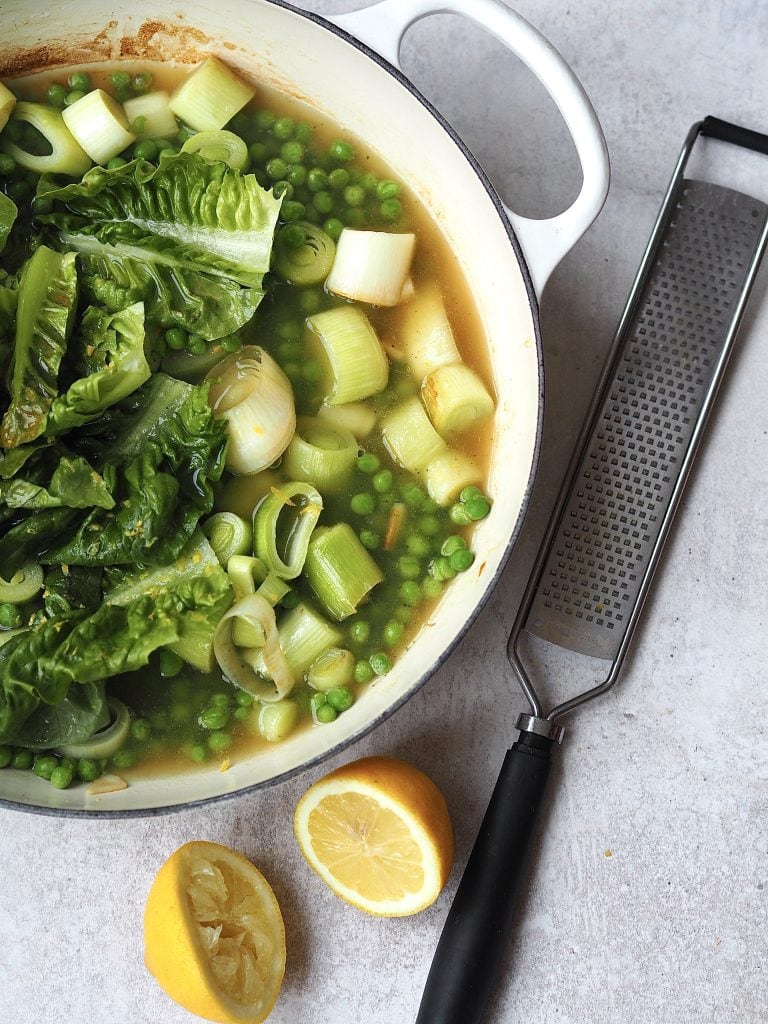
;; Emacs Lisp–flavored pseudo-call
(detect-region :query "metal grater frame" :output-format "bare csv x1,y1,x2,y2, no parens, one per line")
508,117,768,735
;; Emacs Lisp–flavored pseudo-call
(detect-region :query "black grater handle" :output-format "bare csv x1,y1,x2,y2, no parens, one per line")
415,732,555,1024
700,115,768,155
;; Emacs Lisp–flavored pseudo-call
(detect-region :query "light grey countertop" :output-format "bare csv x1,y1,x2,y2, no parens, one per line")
2,2,767,1022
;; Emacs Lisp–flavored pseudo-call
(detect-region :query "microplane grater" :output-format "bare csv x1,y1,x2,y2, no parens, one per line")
416,117,768,1024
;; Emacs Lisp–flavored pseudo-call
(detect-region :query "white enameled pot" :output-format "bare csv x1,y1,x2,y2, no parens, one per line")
0,0,609,814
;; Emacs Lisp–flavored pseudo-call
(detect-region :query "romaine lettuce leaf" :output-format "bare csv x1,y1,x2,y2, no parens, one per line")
42,564,103,618
0,193,17,252
0,507,81,578
0,246,78,448
0,453,114,510
11,681,108,750
45,301,150,435
37,153,281,341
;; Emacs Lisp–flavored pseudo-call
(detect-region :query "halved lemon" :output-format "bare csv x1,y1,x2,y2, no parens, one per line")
144,840,286,1023
294,755,454,916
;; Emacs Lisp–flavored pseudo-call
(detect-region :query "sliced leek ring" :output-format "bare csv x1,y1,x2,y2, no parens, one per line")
56,698,130,759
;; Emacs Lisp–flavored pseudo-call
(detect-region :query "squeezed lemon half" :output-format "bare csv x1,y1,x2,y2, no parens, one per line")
144,840,286,1023
294,755,454,917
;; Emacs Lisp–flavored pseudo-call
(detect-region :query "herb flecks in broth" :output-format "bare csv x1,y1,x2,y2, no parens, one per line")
0,57,494,789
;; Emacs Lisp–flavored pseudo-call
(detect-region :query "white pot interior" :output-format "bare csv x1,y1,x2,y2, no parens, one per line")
0,0,541,812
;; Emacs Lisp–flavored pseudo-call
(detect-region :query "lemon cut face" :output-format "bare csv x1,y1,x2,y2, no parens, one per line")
144,841,286,1024
294,756,454,917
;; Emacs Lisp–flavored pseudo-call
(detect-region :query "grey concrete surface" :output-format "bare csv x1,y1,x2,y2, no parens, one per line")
2,2,767,1022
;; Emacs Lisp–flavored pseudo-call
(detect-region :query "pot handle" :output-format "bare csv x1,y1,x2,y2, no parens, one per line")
330,0,609,295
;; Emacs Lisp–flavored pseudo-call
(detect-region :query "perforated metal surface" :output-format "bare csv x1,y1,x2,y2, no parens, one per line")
525,178,768,660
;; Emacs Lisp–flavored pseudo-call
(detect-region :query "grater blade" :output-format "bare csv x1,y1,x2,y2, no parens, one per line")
525,178,768,661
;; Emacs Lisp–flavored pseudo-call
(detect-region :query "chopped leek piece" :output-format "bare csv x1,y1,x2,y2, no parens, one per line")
232,616,266,649
62,89,135,165
206,346,296,475
283,417,358,494
398,282,462,381
306,306,389,406
57,698,129,759
423,449,483,506
258,700,299,742
0,102,91,176
305,523,383,621
422,362,495,437
227,554,268,599
249,602,341,684
123,90,178,139
181,129,249,170
257,571,291,607
202,511,252,565
274,223,336,286
326,229,416,307
214,594,294,702
307,647,355,691
0,562,43,603
316,401,377,439
169,56,255,132
0,82,16,133
380,396,445,474
253,481,323,579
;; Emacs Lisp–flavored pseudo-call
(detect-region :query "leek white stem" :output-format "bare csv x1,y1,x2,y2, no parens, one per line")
0,82,16,133
307,306,389,406
258,700,299,742
123,91,178,139
423,449,483,506
397,282,461,381
282,417,358,493
0,102,91,176
169,56,256,132
422,363,495,437
316,401,377,439
326,229,416,307
248,602,342,685
307,647,355,691
206,346,296,475
62,89,135,165
214,593,294,702
380,396,445,474
305,524,383,621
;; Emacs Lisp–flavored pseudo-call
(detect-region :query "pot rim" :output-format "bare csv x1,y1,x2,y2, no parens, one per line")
0,0,545,818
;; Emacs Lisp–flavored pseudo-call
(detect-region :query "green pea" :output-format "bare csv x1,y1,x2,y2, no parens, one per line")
33,755,58,780
273,116,295,140
287,163,307,187
441,535,467,556
0,153,16,175
359,529,379,551
0,745,12,768
273,179,294,200
210,692,231,708
170,678,191,701
130,115,147,135
422,576,444,600
67,70,91,92
133,71,153,94
130,718,152,743
323,216,345,241
281,200,306,222
460,485,482,502
11,749,33,770
360,172,377,193
284,361,302,381
314,703,337,724
207,730,232,752
303,360,323,383
418,514,441,536
402,483,426,508
266,157,288,181
200,706,229,731
109,749,135,771
349,620,370,645
398,555,421,579
449,503,472,526
405,534,431,558
249,141,268,163
281,589,300,609
357,452,380,474
328,167,350,191
187,335,207,356
149,711,169,732
354,659,375,683
369,651,392,676
399,580,422,606
64,89,86,106
220,333,242,353
280,140,305,163
233,706,250,722
380,198,403,222
277,339,302,361
295,122,312,143
229,111,250,136
159,649,184,677
107,156,127,169
307,167,328,192
47,82,68,108
0,603,22,629
235,689,254,707
255,109,276,131
77,758,102,783
134,138,158,161
110,70,131,89
312,189,334,214
377,179,400,200
298,288,322,314
188,743,208,763
345,208,365,228
343,184,365,208
328,139,355,163
327,687,354,712
382,620,405,647
372,469,393,494
171,702,192,723
350,492,376,516
449,548,476,572
430,556,457,581
50,764,74,789
465,495,492,521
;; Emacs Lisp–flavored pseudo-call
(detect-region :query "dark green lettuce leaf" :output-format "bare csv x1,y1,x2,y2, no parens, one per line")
42,564,103,618
0,193,17,252
0,452,114,510
0,570,232,742
11,680,108,750
0,246,78,448
45,301,150,435
0,507,81,578
36,153,281,341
